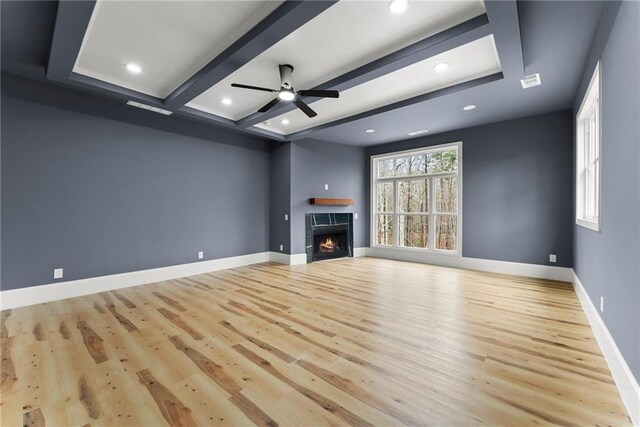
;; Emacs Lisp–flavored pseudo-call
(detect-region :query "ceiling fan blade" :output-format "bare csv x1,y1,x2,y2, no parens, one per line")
294,98,317,118
298,89,339,98
231,83,277,93
257,97,281,113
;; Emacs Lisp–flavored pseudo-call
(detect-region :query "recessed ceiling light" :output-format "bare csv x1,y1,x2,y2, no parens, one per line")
281,119,290,125
434,62,449,72
388,0,408,14
408,129,429,136
366,129,375,133
125,63,142,73
221,98,232,105
463,105,476,111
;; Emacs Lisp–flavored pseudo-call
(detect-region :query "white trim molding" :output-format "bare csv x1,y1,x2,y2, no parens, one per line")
366,247,573,281
1,252,274,310
276,247,368,266
270,252,307,266
353,247,367,257
0,249,371,309
370,141,463,256
572,271,640,426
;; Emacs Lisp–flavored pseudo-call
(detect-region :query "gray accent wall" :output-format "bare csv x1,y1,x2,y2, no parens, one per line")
573,0,640,382
269,143,291,253
1,74,271,290
290,139,367,254
366,110,574,268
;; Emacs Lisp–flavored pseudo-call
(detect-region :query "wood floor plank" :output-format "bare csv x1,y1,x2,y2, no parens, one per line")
76,321,108,364
137,368,197,427
0,258,631,426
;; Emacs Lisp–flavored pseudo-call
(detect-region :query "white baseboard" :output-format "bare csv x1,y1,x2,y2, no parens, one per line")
0,248,371,309
268,251,292,265
273,248,368,266
365,247,573,282
353,247,367,257
572,271,640,426
1,252,272,310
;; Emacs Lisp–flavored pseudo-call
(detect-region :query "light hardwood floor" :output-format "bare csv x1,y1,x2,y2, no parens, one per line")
0,258,631,426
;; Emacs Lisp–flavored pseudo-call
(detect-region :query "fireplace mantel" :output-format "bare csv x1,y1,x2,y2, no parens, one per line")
309,198,354,206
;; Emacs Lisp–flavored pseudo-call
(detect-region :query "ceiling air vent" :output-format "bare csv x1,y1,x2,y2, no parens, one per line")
126,100,172,115
520,73,541,89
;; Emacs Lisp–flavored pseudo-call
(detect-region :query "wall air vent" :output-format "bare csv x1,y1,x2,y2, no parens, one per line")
126,100,172,115
408,129,429,136
520,73,542,89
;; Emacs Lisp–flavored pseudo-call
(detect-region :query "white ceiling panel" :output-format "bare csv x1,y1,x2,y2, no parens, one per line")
255,35,501,135
73,0,283,98
187,0,486,120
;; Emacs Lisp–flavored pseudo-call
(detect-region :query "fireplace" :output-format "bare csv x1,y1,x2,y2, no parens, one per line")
306,213,353,262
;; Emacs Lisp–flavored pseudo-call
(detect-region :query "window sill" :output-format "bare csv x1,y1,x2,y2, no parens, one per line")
576,218,601,232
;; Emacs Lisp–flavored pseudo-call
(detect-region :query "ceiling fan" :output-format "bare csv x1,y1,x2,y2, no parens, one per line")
231,64,339,118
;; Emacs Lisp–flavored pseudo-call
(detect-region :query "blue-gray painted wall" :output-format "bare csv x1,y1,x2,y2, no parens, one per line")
366,110,574,268
269,143,291,253
573,0,639,382
290,139,367,254
1,73,271,290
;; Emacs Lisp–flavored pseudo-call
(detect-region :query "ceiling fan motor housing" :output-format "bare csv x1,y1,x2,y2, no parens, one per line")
279,64,294,89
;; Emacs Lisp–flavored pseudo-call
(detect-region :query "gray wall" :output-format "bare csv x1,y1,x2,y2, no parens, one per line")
573,1,639,382
366,110,574,268
269,143,291,253
1,74,271,290
290,139,367,254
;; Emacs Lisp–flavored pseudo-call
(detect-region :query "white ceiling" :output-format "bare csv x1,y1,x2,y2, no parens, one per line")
187,0,486,120
73,0,283,98
256,35,501,135
71,0,500,138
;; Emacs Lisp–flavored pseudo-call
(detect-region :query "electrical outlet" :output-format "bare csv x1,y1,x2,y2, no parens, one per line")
600,296,604,313
549,254,556,263
354,213,358,220
53,268,64,279
198,251,204,260
284,214,288,221
279,244,284,252
324,184,329,190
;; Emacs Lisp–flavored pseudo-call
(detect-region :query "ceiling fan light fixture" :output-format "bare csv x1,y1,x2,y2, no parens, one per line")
388,0,409,14
278,90,295,101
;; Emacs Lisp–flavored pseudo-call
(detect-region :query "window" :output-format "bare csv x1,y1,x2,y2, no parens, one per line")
576,62,601,232
371,142,462,254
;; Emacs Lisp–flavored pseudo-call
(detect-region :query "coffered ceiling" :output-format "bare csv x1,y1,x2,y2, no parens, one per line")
1,0,605,145
74,1,283,98
186,0,486,121
255,35,501,135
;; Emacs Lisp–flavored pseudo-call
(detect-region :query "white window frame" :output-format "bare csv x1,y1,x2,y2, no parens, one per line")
370,141,463,256
576,61,602,232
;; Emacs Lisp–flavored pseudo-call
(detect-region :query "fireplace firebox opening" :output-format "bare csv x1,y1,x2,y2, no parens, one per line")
306,213,353,263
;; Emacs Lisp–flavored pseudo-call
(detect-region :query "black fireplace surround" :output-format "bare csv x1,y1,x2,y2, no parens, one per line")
305,213,353,263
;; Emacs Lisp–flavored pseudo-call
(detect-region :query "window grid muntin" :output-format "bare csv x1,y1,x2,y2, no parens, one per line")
576,61,601,231
372,143,461,253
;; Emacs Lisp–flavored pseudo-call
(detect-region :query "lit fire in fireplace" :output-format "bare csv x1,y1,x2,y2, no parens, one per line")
319,236,340,253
